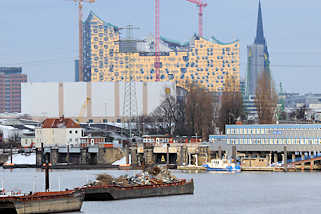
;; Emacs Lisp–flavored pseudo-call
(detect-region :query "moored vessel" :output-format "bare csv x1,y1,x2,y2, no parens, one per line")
0,190,84,214
82,166,194,201
83,179,194,201
202,159,241,172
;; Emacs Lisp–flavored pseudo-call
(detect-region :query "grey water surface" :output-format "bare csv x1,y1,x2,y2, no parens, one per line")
1,168,320,214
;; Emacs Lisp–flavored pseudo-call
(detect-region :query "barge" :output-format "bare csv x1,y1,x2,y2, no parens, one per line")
0,190,84,214
83,179,194,201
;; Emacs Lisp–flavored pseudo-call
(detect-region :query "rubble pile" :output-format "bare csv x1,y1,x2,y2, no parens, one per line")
94,166,179,186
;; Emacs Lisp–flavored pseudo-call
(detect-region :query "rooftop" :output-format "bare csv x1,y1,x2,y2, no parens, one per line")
41,117,81,129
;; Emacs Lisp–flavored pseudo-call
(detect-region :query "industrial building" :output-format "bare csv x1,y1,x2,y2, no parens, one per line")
80,11,240,92
0,67,27,113
21,81,176,122
210,124,321,145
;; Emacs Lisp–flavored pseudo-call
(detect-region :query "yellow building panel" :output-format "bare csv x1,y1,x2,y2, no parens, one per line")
84,13,240,91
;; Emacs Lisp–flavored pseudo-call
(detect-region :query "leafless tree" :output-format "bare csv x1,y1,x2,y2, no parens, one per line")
218,74,244,133
152,95,178,135
255,71,278,124
185,83,215,140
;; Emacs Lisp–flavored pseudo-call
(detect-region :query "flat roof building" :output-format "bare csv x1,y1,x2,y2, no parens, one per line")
210,124,321,145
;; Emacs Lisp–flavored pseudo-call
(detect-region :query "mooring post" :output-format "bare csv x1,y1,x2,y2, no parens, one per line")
166,143,170,166
45,153,50,192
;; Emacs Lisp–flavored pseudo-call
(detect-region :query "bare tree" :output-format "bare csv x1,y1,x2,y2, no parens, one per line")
255,72,278,124
185,83,215,140
218,74,243,133
152,95,178,135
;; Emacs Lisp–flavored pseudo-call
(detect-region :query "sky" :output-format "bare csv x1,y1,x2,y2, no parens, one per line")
1,0,321,93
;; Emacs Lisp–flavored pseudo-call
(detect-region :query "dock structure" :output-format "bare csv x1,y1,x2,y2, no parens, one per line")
36,145,123,168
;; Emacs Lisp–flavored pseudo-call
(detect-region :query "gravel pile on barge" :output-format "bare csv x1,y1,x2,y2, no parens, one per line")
83,166,194,200
94,166,179,186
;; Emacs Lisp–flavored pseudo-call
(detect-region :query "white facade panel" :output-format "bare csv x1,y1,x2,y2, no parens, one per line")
147,82,176,114
63,82,87,117
22,82,59,117
92,82,115,117
22,81,177,120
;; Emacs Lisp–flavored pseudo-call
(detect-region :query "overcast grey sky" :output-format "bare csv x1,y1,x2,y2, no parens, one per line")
1,0,321,93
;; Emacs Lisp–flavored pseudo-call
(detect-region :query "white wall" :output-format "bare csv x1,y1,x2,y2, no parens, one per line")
64,82,87,117
22,81,176,119
35,127,82,147
92,82,115,117
22,82,59,117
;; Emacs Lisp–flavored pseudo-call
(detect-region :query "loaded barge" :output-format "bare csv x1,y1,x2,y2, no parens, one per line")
83,179,194,201
0,190,84,214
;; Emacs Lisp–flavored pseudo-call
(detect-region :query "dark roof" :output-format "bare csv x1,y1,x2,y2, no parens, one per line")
42,118,80,128
254,0,266,45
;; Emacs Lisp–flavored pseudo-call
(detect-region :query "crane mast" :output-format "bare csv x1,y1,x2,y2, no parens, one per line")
71,0,95,82
186,0,207,37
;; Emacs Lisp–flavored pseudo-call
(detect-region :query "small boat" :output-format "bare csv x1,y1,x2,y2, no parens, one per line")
202,159,241,172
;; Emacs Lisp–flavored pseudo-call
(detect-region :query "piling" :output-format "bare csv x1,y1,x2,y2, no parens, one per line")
166,143,170,166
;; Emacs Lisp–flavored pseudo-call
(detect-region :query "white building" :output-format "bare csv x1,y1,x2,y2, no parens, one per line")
21,81,176,122
35,117,83,148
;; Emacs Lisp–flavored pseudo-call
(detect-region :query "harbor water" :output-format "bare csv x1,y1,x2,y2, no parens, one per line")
1,168,321,214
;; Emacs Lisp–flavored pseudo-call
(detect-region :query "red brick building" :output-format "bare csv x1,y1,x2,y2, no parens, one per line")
0,67,27,113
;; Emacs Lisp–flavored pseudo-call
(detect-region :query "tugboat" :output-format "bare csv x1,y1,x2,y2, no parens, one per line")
202,159,241,172
0,153,84,214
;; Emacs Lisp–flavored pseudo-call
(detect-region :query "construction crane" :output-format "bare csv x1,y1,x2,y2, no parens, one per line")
154,0,160,81
77,97,91,123
186,0,207,37
69,0,95,82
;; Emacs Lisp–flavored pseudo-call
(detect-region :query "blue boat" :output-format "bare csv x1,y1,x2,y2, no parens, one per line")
202,159,241,172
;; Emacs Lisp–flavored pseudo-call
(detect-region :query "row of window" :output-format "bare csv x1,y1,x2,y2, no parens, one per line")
227,138,321,145
227,128,321,135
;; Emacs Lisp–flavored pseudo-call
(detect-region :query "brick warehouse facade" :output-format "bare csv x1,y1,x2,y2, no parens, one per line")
0,67,27,113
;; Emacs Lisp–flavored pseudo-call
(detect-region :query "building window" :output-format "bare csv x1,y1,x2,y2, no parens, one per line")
69,131,72,134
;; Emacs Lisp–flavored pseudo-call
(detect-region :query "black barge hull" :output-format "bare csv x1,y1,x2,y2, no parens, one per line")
84,180,194,201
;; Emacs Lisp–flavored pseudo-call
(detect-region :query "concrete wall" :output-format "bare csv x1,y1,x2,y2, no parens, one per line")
22,82,176,121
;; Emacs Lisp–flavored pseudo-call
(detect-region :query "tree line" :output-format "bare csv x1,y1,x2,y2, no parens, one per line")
140,71,278,140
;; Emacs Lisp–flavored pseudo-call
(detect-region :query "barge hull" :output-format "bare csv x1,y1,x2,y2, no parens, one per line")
0,191,83,214
84,180,194,201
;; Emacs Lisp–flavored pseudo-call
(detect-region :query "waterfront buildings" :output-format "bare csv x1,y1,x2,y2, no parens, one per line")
21,81,176,122
246,1,270,96
82,12,240,92
35,117,83,148
210,124,321,145
0,67,27,113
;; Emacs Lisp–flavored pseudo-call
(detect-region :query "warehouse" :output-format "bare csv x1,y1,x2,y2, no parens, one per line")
21,81,176,122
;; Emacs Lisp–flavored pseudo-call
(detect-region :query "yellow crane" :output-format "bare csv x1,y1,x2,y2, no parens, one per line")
77,97,91,123
67,0,96,81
